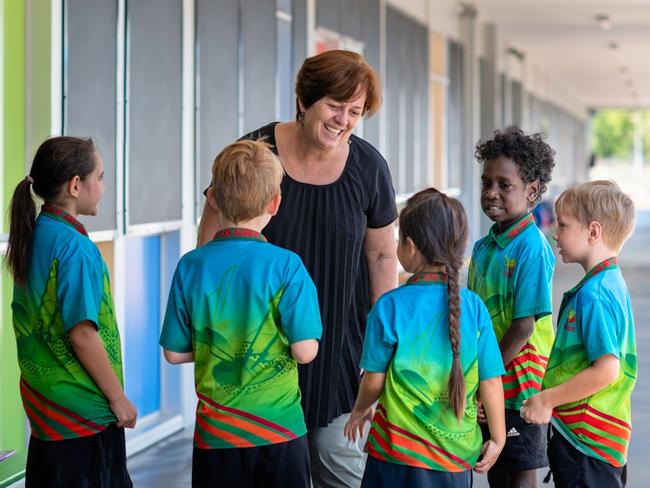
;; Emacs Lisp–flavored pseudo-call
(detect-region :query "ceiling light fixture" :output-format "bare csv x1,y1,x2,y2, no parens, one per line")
595,14,612,30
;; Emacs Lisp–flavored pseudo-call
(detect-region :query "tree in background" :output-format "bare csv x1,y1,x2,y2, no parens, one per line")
592,109,650,162
592,110,634,159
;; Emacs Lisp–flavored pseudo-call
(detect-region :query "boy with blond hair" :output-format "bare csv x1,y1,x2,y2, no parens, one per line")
160,139,322,488
522,180,636,488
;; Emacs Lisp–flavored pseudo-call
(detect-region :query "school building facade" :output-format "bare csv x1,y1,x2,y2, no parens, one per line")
0,0,590,484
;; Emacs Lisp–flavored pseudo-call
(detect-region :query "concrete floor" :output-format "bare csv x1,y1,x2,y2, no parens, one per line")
128,221,650,488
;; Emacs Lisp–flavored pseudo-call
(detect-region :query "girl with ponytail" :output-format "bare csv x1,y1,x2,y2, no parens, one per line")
5,137,135,486
344,188,506,487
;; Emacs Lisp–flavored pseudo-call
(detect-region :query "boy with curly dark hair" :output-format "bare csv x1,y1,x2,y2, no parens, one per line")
468,127,556,488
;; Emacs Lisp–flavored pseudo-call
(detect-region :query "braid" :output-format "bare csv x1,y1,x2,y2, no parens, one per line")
399,188,468,421
446,262,465,421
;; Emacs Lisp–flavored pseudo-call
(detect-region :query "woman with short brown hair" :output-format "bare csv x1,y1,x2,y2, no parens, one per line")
199,50,398,487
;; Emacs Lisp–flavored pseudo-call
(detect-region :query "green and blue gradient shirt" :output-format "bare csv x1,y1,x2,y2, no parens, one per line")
543,257,636,467
360,272,504,471
160,228,322,449
12,206,123,440
468,213,555,409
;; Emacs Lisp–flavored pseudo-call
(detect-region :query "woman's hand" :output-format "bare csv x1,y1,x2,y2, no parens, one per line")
473,439,504,474
344,406,375,443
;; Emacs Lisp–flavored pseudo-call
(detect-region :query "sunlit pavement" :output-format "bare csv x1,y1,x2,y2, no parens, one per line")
128,215,650,488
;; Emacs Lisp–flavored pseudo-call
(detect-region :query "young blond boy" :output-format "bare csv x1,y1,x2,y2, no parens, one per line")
521,180,636,488
160,140,322,488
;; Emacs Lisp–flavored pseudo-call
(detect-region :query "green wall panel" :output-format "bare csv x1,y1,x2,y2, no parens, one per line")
1,0,27,485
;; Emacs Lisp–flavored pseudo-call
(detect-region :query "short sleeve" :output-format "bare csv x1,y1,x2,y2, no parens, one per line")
360,144,397,229
512,254,553,319
578,298,621,363
278,257,322,343
475,297,506,380
359,301,396,372
57,245,103,331
160,265,193,353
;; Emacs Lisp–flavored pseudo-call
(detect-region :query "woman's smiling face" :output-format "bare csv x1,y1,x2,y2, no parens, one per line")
300,91,366,150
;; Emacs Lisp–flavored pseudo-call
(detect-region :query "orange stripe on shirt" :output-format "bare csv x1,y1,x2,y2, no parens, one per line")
368,428,432,470
373,411,459,471
198,402,288,444
557,412,630,441
195,413,255,448
22,398,65,440
573,428,627,456
20,382,98,438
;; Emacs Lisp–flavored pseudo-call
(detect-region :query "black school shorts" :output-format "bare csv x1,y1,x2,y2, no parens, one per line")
192,435,311,488
25,423,132,488
547,427,627,488
482,408,549,472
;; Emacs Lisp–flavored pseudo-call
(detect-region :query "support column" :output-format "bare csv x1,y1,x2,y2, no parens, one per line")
459,4,481,243
480,23,500,139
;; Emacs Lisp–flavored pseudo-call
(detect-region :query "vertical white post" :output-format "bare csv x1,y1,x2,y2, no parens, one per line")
50,0,63,136
306,0,316,56
180,0,198,427
113,0,127,372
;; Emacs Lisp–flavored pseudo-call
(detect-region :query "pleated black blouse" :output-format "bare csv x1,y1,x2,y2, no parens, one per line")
240,122,397,427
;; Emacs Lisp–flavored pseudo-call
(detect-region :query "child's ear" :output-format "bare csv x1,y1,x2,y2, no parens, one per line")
206,187,219,211
267,193,282,216
527,180,541,204
587,220,603,244
65,175,81,198
405,236,418,258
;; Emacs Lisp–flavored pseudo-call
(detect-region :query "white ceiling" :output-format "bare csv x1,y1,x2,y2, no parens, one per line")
479,0,650,109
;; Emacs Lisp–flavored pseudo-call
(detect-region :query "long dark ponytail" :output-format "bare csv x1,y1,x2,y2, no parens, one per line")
399,188,469,420
5,137,97,285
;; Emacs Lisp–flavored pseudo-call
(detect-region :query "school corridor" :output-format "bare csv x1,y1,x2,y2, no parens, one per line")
2,0,650,486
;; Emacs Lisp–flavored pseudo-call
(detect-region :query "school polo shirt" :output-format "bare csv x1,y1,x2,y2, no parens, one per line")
468,213,555,409
360,272,504,472
12,206,124,440
160,228,322,449
543,257,636,467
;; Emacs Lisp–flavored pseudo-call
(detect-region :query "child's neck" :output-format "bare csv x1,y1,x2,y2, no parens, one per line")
410,264,446,275
219,214,271,234
580,245,618,274
496,211,530,233
46,199,79,218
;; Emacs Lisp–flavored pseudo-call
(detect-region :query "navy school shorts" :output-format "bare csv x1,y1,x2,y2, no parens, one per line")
361,455,472,488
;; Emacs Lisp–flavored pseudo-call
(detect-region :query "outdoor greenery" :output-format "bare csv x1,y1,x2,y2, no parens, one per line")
592,110,650,160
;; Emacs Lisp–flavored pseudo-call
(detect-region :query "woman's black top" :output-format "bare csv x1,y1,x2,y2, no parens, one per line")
242,122,397,427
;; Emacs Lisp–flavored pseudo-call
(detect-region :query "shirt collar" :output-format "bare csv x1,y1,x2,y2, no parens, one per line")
406,272,448,285
40,204,88,236
213,227,267,242
565,257,619,296
488,213,535,249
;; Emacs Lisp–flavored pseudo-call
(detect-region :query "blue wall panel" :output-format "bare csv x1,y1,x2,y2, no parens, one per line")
124,235,161,417
159,231,181,413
